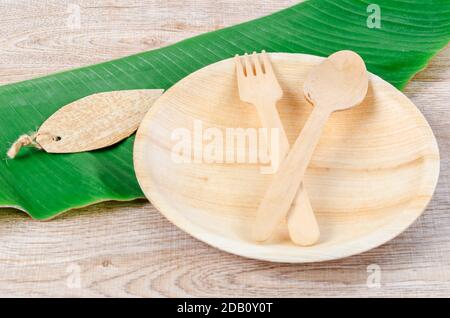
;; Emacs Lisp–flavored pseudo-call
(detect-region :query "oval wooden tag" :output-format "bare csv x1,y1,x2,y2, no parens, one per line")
34,89,163,153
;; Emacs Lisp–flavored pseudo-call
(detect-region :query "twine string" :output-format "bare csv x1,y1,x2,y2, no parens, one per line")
7,133,45,159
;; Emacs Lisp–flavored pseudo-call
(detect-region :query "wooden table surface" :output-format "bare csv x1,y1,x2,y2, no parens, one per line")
0,0,449,298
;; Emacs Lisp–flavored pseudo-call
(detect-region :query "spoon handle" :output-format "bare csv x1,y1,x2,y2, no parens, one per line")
252,106,330,242
255,100,318,246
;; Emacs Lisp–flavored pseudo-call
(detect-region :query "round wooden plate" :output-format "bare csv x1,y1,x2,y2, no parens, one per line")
134,53,440,263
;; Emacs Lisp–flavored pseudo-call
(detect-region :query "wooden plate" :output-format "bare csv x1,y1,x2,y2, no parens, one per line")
134,53,439,263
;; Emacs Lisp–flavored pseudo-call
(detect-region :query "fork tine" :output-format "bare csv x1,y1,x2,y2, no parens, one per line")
234,55,245,81
261,50,274,76
244,53,254,77
252,52,263,75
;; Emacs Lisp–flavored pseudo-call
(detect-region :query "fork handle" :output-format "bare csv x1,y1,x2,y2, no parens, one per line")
255,100,290,161
287,184,320,246
255,100,319,245
252,107,330,242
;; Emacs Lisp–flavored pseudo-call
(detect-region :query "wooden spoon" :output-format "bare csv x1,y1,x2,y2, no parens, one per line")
252,50,369,242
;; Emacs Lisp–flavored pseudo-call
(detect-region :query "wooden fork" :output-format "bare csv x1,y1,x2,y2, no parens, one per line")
235,51,319,245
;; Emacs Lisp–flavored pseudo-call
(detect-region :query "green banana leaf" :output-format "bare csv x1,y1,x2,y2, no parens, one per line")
1,0,449,220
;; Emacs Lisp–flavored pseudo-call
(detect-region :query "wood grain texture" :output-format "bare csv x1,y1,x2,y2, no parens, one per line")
36,89,163,154
0,0,449,297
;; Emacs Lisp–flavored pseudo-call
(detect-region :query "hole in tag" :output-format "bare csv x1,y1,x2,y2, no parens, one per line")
53,136,62,142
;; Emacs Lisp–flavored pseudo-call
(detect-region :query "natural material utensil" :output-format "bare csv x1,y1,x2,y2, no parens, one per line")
134,53,439,263
252,50,369,242
234,51,319,246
